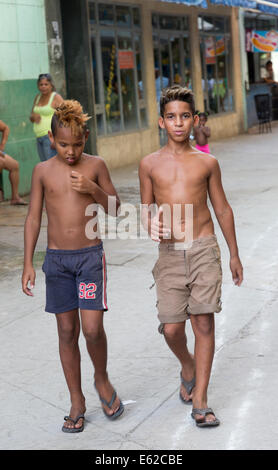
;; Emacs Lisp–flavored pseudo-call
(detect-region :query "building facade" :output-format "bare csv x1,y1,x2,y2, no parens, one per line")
2,0,277,197
58,0,245,169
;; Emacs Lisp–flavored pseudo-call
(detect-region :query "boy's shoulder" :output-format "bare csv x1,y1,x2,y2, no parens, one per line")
192,149,220,172
82,153,109,172
82,153,105,164
139,149,163,170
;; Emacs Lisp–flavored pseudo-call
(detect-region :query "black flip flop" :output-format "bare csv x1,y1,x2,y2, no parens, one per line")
62,414,85,433
191,408,220,427
180,372,196,404
94,383,124,420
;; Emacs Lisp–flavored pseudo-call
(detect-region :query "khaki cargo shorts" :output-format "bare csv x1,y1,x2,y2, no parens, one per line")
152,235,222,327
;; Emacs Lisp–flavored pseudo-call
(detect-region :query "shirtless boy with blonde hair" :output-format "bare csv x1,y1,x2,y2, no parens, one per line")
22,100,124,432
139,85,243,427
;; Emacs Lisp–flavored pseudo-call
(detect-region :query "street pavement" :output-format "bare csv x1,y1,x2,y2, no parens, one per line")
1,128,278,450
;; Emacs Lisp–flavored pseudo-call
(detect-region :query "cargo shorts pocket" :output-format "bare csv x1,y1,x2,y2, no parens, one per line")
211,246,221,264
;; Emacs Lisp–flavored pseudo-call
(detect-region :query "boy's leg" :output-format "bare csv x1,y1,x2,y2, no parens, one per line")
80,309,121,416
190,313,217,423
56,309,86,430
163,322,195,401
0,153,27,204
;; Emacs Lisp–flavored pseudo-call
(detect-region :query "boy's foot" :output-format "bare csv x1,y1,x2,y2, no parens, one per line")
94,378,124,419
191,400,220,427
191,407,220,427
180,373,195,403
62,401,86,432
10,197,28,205
180,354,195,402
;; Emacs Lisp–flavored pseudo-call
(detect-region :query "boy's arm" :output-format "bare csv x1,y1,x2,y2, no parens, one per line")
0,120,10,153
139,157,169,242
70,158,120,216
22,164,44,296
208,158,243,286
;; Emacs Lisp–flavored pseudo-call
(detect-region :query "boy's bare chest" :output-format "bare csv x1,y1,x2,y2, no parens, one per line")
151,159,208,190
43,168,97,198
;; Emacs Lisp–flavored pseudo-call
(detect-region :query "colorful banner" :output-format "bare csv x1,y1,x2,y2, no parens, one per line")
246,30,278,52
205,36,225,64
251,30,278,52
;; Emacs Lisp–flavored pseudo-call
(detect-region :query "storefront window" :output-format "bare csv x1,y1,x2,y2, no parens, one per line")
116,5,131,27
199,15,233,114
244,13,278,84
99,3,114,26
152,13,191,114
118,31,138,130
89,1,147,135
132,8,141,28
101,30,121,134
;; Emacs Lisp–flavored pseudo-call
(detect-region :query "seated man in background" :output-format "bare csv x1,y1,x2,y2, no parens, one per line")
0,119,27,205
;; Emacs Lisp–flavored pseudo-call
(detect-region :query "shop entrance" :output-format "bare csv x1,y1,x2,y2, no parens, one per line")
244,12,278,128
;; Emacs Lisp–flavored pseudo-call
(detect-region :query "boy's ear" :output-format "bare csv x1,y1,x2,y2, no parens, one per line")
48,130,55,146
158,116,165,129
85,129,90,141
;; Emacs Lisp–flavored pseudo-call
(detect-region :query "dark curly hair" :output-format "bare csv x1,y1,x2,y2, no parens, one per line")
160,85,195,117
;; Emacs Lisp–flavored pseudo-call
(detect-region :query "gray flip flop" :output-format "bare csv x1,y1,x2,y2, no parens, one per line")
94,383,124,420
180,372,196,404
191,408,220,427
62,414,85,433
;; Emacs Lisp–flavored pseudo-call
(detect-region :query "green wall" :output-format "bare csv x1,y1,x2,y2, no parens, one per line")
0,79,40,197
0,0,49,198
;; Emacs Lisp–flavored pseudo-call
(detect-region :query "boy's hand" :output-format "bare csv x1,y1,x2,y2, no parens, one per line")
230,255,243,286
150,206,171,242
70,171,94,194
22,266,36,296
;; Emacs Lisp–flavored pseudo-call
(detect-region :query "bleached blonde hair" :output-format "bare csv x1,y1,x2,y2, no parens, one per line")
51,99,91,136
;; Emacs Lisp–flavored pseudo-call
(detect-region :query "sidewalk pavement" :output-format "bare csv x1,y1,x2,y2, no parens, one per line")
1,129,278,450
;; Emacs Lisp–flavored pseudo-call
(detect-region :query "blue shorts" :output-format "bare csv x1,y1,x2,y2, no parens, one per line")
42,243,108,314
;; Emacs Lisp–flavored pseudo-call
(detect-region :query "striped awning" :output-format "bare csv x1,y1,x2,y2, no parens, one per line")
159,0,278,15
210,0,278,15
159,0,208,9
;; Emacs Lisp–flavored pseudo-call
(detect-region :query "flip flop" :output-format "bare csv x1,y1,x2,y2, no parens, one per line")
191,408,220,427
94,383,124,420
10,200,28,206
180,372,196,404
62,414,85,433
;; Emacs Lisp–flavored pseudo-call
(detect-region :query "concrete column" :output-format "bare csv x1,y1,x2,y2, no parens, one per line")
44,0,67,98
231,7,245,132
189,12,203,111
141,3,160,148
60,0,97,154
